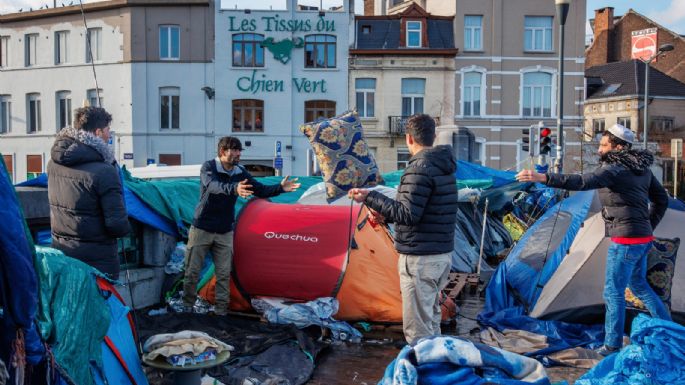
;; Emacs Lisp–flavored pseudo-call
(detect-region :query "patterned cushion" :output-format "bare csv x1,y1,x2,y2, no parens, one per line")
626,237,679,310
300,110,383,202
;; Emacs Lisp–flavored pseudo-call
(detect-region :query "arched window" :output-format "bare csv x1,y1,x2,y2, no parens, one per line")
304,100,336,122
232,33,265,67
233,99,264,132
522,72,552,118
462,72,482,117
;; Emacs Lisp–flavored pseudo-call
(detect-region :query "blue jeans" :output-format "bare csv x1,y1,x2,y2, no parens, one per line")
603,241,672,348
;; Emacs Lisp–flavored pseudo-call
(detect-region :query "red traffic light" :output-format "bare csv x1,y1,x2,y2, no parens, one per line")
540,127,552,137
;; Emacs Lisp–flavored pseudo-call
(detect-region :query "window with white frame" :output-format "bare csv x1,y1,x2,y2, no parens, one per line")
355,78,375,118
27,93,41,133
0,36,9,68
464,15,483,51
25,34,38,67
0,96,10,134
522,72,552,118
56,91,72,130
87,88,103,107
86,27,102,63
397,148,411,170
406,21,422,48
159,25,180,60
524,16,553,52
592,118,605,137
617,116,631,130
233,99,264,132
474,138,486,165
55,31,68,64
160,87,180,130
401,78,425,116
462,72,482,117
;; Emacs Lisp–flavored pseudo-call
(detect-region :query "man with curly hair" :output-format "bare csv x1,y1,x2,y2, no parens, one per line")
516,124,671,356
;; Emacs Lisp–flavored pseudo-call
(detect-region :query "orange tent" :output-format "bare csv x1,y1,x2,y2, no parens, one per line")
199,199,403,322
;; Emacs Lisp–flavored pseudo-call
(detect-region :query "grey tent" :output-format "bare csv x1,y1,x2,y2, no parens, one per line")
530,207,684,323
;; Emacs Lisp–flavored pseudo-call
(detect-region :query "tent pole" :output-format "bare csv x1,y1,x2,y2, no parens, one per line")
477,198,489,276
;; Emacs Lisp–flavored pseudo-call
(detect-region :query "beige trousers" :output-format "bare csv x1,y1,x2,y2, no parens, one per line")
183,226,233,314
398,252,452,345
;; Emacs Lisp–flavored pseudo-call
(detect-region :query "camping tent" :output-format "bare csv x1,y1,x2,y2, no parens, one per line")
531,206,685,323
199,199,404,322
484,191,601,314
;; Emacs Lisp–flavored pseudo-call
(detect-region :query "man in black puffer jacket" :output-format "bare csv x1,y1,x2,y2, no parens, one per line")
48,107,130,279
349,114,458,344
517,124,670,356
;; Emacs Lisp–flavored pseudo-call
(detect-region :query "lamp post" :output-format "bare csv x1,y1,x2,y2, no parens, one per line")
643,43,674,149
554,0,571,173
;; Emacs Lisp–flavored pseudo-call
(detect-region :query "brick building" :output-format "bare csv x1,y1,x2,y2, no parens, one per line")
587,7,685,84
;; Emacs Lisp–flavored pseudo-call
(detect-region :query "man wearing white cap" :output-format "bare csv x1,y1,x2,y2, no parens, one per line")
515,124,670,356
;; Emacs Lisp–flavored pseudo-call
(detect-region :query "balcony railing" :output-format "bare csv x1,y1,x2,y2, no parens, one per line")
388,115,441,135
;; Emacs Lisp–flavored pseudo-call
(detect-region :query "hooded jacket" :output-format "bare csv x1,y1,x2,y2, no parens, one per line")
365,145,458,255
47,127,130,278
546,149,668,238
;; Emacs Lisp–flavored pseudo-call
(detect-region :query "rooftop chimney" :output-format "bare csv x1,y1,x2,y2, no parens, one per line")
364,0,374,16
588,7,614,67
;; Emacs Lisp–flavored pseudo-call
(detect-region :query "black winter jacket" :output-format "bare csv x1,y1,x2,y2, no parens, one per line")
365,145,458,255
192,159,283,234
48,127,130,278
546,149,668,238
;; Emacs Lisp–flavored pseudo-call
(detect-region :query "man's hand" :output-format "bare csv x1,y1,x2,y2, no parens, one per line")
237,179,254,198
348,188,369,203
280,176,301,192
516,169,547,183
368,208,385,226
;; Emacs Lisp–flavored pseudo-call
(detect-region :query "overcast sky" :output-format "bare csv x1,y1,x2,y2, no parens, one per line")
2,0,683,35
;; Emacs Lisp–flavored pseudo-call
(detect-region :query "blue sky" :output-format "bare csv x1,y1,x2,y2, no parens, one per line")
1,0,683,35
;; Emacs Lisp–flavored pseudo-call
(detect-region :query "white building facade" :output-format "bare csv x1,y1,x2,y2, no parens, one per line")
215,0,353,176
0,0,214,183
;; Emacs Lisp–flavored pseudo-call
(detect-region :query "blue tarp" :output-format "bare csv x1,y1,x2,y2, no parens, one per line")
378,335,551,385
16,172,179,237
0,157,45,368
576,314,685,385
484,191,595,314
669,197,685,211
456,160,516,188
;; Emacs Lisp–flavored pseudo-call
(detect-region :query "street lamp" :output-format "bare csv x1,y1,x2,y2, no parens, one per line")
643,43,674,149
554,0,571,173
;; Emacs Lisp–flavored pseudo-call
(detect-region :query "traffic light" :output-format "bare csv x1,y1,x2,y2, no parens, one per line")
539,126,552,155
522,127,531,153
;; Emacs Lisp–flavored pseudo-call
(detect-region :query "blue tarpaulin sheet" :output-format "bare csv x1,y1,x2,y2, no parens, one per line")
456,160,516,188
576,314,685,385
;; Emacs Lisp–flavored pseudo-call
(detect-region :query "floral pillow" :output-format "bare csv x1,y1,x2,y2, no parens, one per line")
626,237,679,310
300,110,383,202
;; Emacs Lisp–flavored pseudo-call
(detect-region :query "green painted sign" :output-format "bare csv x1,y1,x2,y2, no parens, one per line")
228,15,336,33
261,37,303,64
237,70,327,94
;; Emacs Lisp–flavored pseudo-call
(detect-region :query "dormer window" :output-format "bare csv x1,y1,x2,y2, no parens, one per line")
362,25,371,35
406,21,422,48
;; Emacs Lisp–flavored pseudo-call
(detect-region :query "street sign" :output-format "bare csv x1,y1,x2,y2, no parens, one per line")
123,153,134,160
275,140,282,157
147,158,155,165
274,156,283,170
672,138,683,158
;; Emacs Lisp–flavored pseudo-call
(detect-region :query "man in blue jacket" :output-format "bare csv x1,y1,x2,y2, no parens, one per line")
516,124,670,355
349,114,458,345
183,136,300,315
